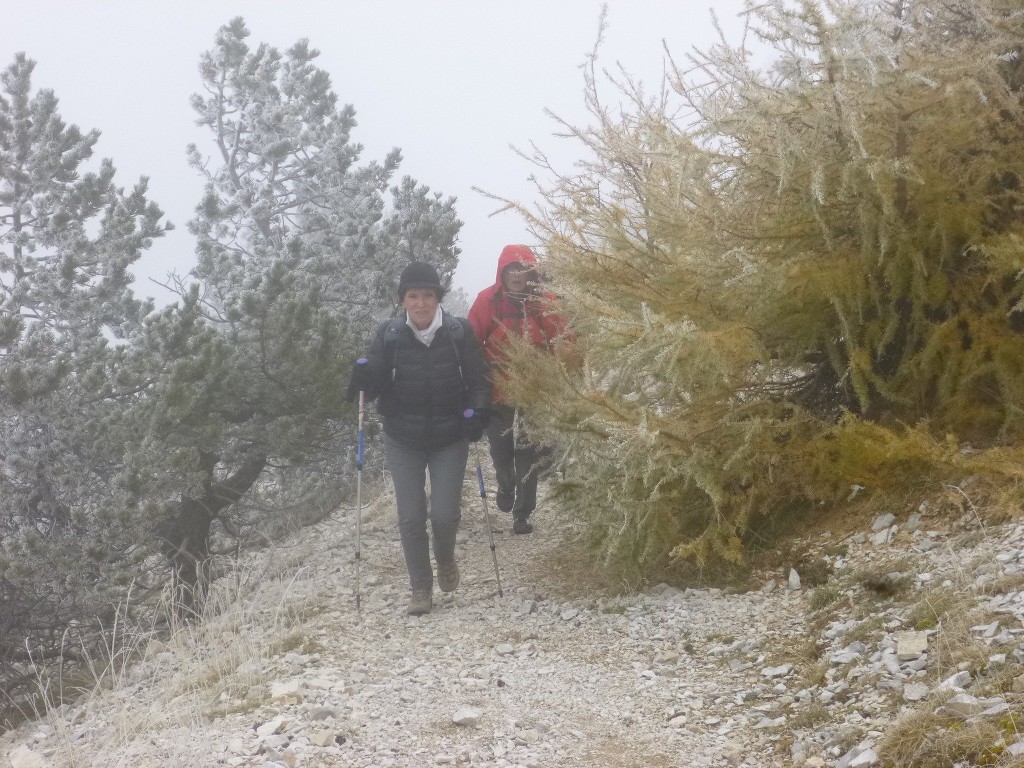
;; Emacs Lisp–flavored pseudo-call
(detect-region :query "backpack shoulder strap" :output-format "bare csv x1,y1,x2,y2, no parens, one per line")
386,314,468,384
445,314,466,345
443,314,467,386
384,318,404,382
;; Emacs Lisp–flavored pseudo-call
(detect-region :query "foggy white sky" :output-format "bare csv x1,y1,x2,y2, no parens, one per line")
3,1,753,305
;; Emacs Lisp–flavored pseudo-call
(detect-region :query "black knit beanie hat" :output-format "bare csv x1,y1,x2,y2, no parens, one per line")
398,261,443,299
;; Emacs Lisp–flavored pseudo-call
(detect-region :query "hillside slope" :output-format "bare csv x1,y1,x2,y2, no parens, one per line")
4,474,1024,767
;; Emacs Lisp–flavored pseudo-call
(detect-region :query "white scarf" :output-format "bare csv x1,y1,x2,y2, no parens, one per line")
407,305,444,346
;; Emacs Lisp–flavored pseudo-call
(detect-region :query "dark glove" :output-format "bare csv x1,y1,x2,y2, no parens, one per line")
346,358,374,402
463,409,487,442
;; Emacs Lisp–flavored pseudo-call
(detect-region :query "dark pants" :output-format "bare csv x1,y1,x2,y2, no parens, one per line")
385,433,469,591
486,405,548,521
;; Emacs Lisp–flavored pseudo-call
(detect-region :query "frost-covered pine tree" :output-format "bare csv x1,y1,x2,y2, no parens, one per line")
0,53,170,694
374,175,462,312
187,19,461,322
500,0,1024,580
146,18,462,610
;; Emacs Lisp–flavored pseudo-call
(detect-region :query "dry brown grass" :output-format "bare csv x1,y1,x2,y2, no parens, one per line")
760,636,821,680
929,613,999,684
878,707,1003,767
787,700,831,730
981,570,1024,598
905,584,976,630
22,549,320,765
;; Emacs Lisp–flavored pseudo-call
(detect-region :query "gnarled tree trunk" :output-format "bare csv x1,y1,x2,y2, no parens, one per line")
160,452,266,618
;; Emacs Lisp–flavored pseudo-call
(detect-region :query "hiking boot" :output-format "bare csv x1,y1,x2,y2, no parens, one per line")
512,517,534,535
406,587,432,616
437,560,460,593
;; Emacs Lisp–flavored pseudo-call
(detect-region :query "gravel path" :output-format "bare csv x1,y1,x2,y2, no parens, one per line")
3,470,806,768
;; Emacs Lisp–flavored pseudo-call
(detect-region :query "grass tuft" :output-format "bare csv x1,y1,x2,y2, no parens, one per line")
24,548,318,764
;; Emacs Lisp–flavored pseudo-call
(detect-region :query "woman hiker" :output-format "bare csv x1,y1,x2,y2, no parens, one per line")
348,261,491,615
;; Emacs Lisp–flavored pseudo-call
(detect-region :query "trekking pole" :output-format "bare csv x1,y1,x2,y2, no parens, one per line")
467,410,503,598
354,358,367,613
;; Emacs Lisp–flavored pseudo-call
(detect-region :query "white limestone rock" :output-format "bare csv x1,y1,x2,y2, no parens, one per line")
452,707,483,726
895,631,928,660
270,679,303,704
788,568,802,591
8,746,45,768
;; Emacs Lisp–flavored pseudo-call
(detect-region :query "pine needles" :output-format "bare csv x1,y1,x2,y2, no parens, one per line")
495,0,1024,581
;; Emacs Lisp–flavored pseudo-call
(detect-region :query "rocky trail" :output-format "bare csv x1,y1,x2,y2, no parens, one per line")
6,471,1024,768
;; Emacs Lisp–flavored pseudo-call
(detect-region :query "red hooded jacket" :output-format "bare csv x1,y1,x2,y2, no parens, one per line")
468,245,568,404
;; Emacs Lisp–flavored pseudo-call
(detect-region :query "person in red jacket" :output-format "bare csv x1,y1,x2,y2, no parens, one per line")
468,244,567,534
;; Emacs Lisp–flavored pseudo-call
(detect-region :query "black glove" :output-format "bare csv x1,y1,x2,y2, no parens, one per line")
463,410,487,442
346,359,374,402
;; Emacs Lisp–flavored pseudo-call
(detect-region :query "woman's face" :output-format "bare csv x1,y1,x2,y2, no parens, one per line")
403,288,439,330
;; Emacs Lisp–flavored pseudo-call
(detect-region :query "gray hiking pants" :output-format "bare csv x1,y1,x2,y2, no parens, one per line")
384,433,469,591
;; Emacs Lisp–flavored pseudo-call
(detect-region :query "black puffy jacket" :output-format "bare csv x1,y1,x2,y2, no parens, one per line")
357,312,491,450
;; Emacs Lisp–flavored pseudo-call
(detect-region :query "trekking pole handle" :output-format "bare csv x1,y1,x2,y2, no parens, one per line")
466,409,486,496
356,358,367,469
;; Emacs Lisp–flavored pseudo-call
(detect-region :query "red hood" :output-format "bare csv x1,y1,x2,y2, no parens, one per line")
494,244,538,285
